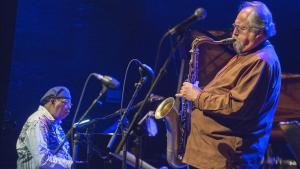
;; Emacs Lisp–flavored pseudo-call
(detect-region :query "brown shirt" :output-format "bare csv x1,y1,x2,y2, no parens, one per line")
183,41,281,169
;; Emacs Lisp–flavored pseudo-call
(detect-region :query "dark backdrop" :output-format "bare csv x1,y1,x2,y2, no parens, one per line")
0,0,18,168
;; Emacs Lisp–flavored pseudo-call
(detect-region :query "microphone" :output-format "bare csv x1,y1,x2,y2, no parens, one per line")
93,73,120,88
168,8,207,35
135,60,155,78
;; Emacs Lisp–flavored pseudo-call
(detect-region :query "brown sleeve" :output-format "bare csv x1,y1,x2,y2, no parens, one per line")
194,59,269,116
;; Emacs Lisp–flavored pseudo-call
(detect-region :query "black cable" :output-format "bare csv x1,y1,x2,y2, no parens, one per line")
120,59,141,110
72,73,94,125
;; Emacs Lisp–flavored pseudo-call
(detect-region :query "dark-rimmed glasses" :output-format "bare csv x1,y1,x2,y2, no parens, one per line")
232,23,251,33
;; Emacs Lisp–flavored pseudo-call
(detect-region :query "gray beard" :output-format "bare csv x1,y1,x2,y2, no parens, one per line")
233,39,245,54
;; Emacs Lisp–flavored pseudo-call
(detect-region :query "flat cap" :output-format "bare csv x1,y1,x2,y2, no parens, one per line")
40,86,71,105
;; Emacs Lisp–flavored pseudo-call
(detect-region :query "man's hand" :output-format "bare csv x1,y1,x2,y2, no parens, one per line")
175,82,202,101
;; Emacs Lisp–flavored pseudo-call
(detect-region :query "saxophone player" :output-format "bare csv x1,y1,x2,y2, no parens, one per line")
176,1,281,169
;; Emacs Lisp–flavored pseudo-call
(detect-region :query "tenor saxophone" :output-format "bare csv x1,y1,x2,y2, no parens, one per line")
154,36,235,168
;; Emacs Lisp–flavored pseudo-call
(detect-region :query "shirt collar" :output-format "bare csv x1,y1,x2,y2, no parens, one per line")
38,105,61,123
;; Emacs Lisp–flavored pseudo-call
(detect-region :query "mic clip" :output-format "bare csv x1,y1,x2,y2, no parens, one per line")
135,76,148,88
134,59,155,78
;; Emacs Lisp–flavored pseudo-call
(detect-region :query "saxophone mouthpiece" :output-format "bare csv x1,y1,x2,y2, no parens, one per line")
219,38,236,45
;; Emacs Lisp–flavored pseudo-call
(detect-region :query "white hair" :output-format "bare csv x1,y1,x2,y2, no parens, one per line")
240,1,276,38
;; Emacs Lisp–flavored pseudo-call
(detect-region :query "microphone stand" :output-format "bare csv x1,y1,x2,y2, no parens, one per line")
107,75,148,169
54,85,108,164
115,32,185,169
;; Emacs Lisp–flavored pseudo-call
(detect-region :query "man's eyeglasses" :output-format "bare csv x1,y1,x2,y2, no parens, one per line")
232,23,261,33
232,23,250,33
57,98,73,107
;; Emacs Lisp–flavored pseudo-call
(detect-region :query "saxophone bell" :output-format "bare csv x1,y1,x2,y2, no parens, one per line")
154,97,176,119
154,97,187,168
